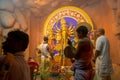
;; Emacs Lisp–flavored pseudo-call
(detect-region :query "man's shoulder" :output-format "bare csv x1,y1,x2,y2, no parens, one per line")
98,36,109,42
97,36,105,41
99,35,107,39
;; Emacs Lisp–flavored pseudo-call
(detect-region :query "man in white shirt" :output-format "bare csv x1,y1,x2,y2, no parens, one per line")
95,28,113,80
36,37,52,80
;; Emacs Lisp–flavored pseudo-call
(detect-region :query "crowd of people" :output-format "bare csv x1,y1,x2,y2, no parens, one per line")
0,24,114,80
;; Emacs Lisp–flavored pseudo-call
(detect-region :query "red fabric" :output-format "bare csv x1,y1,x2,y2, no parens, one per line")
28,62,39,72
28,62,38,67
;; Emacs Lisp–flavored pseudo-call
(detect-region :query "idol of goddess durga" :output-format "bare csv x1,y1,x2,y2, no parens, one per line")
47,17,75,54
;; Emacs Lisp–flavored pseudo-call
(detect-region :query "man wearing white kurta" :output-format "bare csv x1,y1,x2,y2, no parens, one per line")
37,37,51,80
95,28,113,80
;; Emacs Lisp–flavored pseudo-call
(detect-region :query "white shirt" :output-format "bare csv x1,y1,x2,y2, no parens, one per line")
37,43,50,58
95,35,113,76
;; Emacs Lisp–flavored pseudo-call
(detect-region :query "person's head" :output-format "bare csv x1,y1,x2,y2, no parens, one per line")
76,26,88,39
43,36,48,42
2,30,29,54
96,28,105,37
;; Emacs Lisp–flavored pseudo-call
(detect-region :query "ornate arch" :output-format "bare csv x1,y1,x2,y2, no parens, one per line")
44,6,94,63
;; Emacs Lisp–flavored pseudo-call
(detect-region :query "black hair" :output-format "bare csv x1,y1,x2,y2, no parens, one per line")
98,28,105,35
43,36,48,41
2,30,29,54
76,26,88,37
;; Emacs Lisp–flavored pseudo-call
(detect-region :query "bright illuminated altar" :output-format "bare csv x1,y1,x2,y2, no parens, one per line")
44,6,94,65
